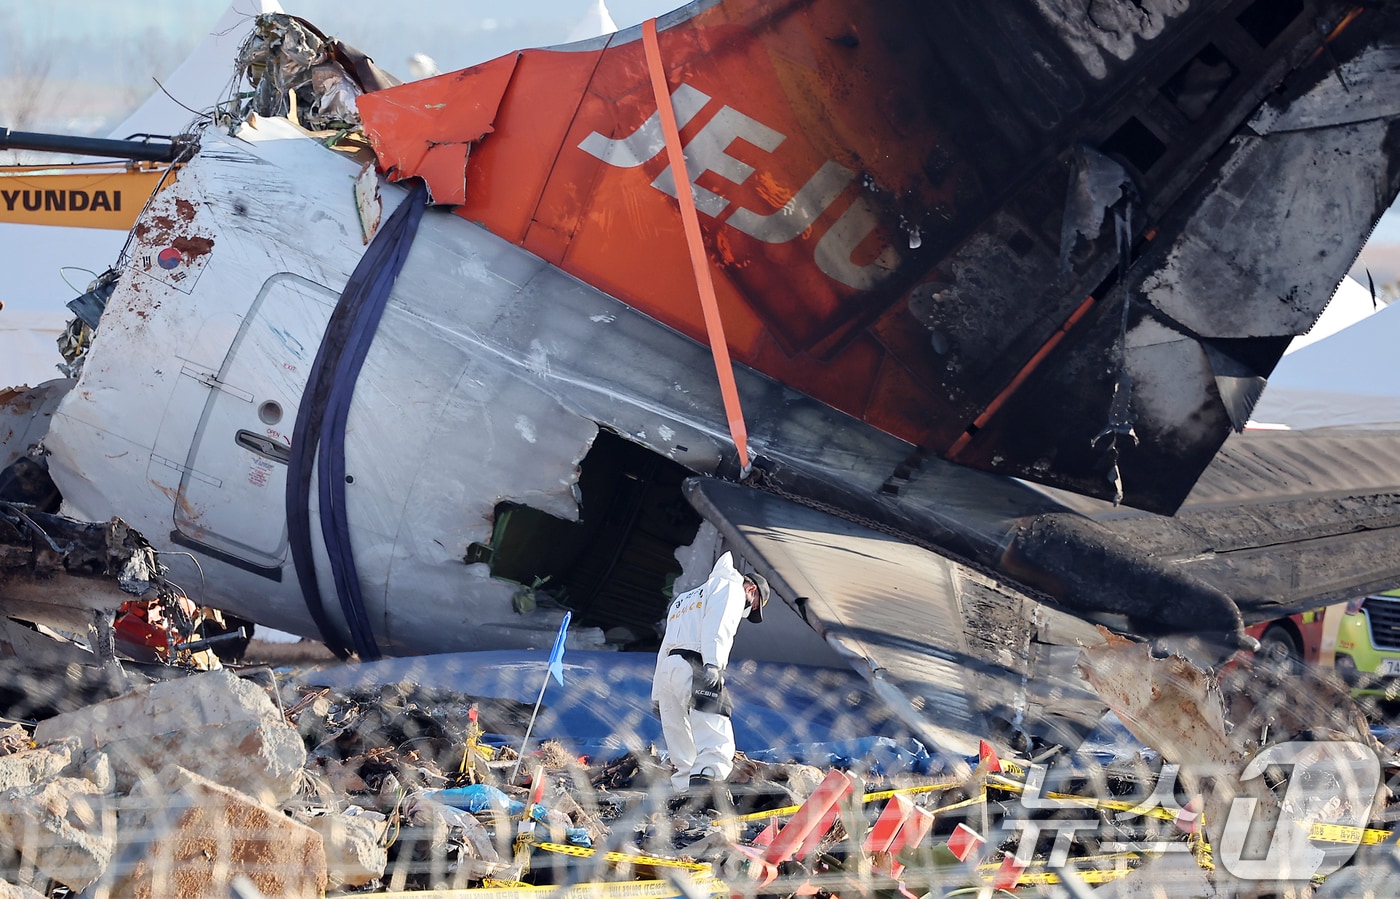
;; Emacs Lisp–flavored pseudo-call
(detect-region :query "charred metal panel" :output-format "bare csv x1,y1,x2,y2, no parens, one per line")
950,289,1236,512
949,15,1400,513
0,512,169,635
1001,511,1247,645
1253,45,1400,135
1139,120,1400,339
1160,431,1400,617
1029,0,1194,81
1037,429,1400,622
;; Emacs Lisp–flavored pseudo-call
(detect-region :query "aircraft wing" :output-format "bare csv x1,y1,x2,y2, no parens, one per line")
682,478,1107,756
1042,428,1400,621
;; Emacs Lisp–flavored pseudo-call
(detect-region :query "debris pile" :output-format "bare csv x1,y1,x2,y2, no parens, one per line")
234,14,401,133
0,639,1386,898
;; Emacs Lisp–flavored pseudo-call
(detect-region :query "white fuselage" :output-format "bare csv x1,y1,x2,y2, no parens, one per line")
39,116,910,656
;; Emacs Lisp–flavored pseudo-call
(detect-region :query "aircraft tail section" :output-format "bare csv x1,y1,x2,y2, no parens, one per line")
360,0,1400,514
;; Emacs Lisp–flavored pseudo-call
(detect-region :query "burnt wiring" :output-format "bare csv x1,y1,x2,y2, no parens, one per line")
156,549,208,609
1090,167,1142,507
0,502,65,554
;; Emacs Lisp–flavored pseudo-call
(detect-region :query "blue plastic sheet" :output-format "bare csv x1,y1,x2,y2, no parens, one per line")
429,784,593,847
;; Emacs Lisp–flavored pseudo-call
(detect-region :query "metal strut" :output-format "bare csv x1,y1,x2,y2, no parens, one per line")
0,126,190,163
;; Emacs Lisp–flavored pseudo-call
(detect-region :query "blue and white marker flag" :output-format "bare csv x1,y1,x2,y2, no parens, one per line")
513,610,572,780
547,611,571,686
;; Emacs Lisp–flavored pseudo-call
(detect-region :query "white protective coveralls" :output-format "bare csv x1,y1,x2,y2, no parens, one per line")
652,552,750,791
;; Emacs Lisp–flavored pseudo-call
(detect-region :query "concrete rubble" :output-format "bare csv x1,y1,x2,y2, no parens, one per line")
106,766,326,899
0,776,112,891
33,668,305,805
0,644,1385,898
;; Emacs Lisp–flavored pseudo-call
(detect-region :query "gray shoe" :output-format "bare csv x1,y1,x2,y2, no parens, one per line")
687,773,732,810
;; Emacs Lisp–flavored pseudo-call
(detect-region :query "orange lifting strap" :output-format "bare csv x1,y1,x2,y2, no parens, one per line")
642,17,753,474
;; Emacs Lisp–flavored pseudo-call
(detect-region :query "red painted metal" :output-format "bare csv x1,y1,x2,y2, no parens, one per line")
763,768,853,864
358,0,954,454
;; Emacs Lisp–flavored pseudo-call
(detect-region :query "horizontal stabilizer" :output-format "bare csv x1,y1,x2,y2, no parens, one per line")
1054,428,1400,621
683,478,1107,754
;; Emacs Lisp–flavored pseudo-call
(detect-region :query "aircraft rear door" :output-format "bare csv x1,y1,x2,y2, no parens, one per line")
171,273,337,576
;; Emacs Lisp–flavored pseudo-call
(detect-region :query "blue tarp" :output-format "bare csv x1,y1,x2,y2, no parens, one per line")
305,649,916,758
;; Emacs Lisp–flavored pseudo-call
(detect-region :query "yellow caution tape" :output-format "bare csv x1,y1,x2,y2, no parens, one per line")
1015,866,1137,886
1193,834,1214,872
973,851,1143,876
964,853,1145,888
713,780,966,826
534,842,713,872
536,841,594,859
712,804,804,825
986,774,1396,847
929,791,990,815
369,877,729,899
998,759,1027,778
1310,822,1393,845
863,779,965,803
988,775,1181,823
459,722,496,776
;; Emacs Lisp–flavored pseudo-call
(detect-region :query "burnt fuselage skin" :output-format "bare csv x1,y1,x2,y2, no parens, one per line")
0,117,1239,656
363,0,1400,514
14,0,1400,657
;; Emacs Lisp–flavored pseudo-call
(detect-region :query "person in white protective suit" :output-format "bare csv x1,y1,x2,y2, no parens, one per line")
652,551,769,793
